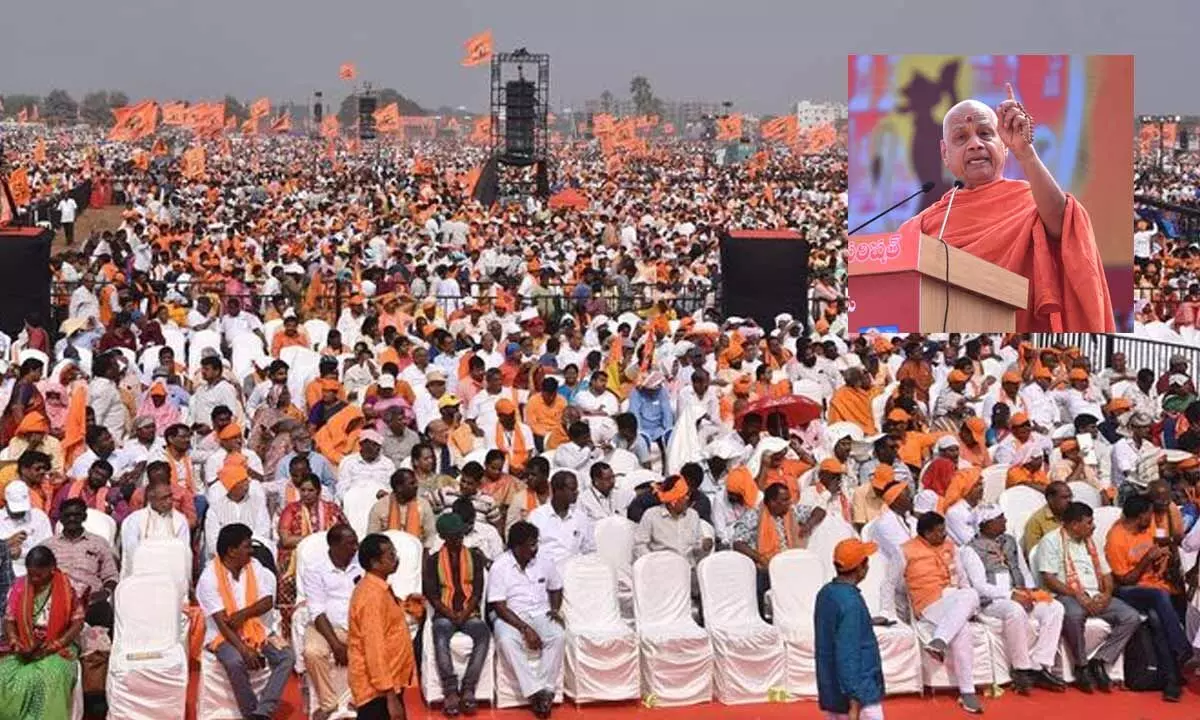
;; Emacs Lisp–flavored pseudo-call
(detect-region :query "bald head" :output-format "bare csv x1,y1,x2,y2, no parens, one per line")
942,100,997,139
940,99,1007,189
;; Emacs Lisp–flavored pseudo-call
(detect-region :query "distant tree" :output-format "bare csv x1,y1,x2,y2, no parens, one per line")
224,95,248,123
42,89,77,124
630,76,662,117
599,90,615,114
80,91,129,126
2,94,42,120
336,88,425,125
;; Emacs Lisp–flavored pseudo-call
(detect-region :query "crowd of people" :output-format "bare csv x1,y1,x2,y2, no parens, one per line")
0,119,858,719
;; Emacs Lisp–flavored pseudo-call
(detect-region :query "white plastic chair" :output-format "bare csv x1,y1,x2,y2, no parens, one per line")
857,552,922,695
107,574,188,718
280,345,321,408
188,329,221,374
382,529,424,635
804,515,856,580
342,483,388,540
998,485,1047,551
161,327,186,363
138,344,164,381
262,318,283,349
305,319,332,351
767,549,825,697
593,516,636,621
607,448,640,475
1091,506,1122,545
1068,482,1103,509
230,334,267,384
631,551,714,706
561,555,640,703
981,464,1010,504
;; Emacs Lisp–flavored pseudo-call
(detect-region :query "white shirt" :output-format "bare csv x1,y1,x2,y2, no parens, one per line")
527,502,596,569
89,377,129,444
219,311,263,342
1034,528,1110,595
300,551,364,631
190,379,245,428
335,454,396,501
577,482,634,523
1019,383,1059,429
203,483,272,557
1112,437,1163,491
197,558,277,645
960,542,1035,603
573,389,618,418
552,442,601,472
675,386,721,424
0,508,53,577
486,550,563,618
945,500,977,547
1052,387,1105,424
57,197,78,223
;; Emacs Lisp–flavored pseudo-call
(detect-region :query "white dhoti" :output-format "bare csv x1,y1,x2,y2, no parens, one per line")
982,598,1064,670
920,587,981,694
494,614,565,699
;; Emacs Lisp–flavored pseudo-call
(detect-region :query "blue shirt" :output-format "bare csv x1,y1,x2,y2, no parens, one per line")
814,580,884,712
274,450,337,491
628,387,674,442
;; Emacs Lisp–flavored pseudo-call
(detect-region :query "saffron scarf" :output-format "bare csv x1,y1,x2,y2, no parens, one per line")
61,382,88,468
495,421,529,473
208,557,267,652
436,545,474,610
1060,527,1103,595
757,507,800,566
13,570,74,657
387,496,422,535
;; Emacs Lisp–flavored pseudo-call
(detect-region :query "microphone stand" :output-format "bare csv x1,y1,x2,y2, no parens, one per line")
848,181,935,236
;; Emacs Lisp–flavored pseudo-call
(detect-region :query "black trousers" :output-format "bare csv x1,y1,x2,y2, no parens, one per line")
357,693,400,719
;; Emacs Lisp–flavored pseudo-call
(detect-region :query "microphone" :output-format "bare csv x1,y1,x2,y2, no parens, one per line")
937,180,965,332
847,181,936,236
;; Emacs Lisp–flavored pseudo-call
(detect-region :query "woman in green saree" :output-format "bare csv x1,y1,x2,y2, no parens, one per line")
0,545,84,720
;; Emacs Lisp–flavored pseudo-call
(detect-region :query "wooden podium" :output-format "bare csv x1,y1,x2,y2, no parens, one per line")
848,226,1029,333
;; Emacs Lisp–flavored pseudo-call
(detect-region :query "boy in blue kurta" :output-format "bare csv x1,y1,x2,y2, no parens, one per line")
815,538,886,719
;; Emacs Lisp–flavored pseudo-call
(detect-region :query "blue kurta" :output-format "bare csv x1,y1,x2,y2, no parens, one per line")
814,579,885,713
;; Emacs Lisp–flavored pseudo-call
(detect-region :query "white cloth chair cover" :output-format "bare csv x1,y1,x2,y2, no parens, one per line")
198,648,272,720
632,551,714,706
107,574,188,718
230,334,267,384
1091,506,1122,545
857,552,922,695
805,516,856,579
161,327,186,362
382,530,424,632
561,555,640,703
304,319,332,350
82,508,117,547
342,483,387,539
419,573,495,706
793,379,828,405
290,531,328,675
263,318,283,349
593,516,637,621
998,486,1046,548
127,538,190,600
188,329,221,374
607,448,640,475
767,549,824,697
981,464,1009,504
1067,481,1102,509
280,345,321,408
697,552,784,704
912,616,1007,690
138,344,164,381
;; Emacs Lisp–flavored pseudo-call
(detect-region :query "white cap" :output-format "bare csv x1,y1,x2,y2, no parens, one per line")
974,503,1004,525
934,435,960,452
425,368,447,383
913,490,940,514
5,482,31,513
378,374,396,390
252,356,272,370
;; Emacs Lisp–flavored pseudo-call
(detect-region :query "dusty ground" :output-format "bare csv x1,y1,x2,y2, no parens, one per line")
52,204,124,255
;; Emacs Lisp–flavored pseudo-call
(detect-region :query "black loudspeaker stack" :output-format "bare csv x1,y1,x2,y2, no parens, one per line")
358,96,377,140
718,230,809,333
505,80,537,163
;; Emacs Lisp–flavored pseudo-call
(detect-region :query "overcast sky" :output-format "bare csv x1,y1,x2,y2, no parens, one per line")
2,0,1195,114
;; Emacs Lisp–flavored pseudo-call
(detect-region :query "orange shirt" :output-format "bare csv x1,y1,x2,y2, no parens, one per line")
271,330,310,357
348,573,416,706
898,431,940,469
828,386,879,435
523,393,566,439
1105,521,1173,593
902,536,957,615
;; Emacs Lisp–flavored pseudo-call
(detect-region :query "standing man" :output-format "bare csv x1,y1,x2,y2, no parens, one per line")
423,513,490,716
815,539,885,720
57,192,79,245
487,521,565,719
348,533,417,719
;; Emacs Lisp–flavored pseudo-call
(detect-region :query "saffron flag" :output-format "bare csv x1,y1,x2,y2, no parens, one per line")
225,115,237,131
242,117,259,135
374,103,401,133
760,115,798,143
181,146,206,180
462,30,493,67
187,103,225,138
716,114,743,141
339,62,357,80
33,139,46,164
270,114,292,133
161,102,188,126
108,101,158,142
320,115,340,139
151,138,169,157
8,168,32,207
249,97,271,119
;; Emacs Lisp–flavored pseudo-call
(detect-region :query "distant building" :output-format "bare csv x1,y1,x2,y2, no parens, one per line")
795,100,847,128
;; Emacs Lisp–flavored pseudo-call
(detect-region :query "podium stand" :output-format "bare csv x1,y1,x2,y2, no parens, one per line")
848,226,1029,333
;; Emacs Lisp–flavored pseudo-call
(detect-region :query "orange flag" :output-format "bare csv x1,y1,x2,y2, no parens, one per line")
224,115,237,131
374,103,401,133
716,114,743,141
469,117,490,143
320,115,340,139
339,62,357,80
132,150,150,171
187,103,224,137
181,146,206,180
7,168,31,207
461,30,493,67
33,139,46,164
760,115,798,142
151,138,169,157
249,97,270,119
241,117,259,135
325,138,337,160
445,117,461,133
219,136,232,158
108,101,158,142
161,102,188,125
347,137,361,154
270,114,292,133
461,166,482,197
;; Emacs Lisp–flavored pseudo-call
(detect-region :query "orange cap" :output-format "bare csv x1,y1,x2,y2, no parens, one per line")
654,476,690,504
1001,371,1021,384
1106,398,1132,414
495,398,517,415
1068,368,1089,381
886,408,910,423
882,483,906,505
1178,456,1200,471
1011,412,1030,427
725,467,760,506
819,458,845,474
149,381,168,397
1033,366,1053,380
834,538,878,572
217,423,243,441
948,369,969,383
218,457,249,491
871,464,896,491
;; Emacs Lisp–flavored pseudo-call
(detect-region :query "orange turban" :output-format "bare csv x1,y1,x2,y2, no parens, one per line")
1001,372,1021,384
495,398,517,415
1059,439,1079,453
1106,398,1132,414
1011,412,1030,426
655,476,690,504
217,423,243,441
948,370,969,383
733,375,753,394
149,381,168,397
819,458,846,474
882,483,906,505
14,412,50,436
723,346,745,363
726,467,760,505
1033,366,1053,380
886,408,910,423
963,416,986,445
1177,457,1200,471
871,464,896,492
218,457,249,492
1068,369,1089,381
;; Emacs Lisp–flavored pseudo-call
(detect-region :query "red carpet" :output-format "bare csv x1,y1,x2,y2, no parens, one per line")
185,671,1200,720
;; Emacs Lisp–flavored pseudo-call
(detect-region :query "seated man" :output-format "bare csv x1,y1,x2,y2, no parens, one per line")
1035,501,1140,693
960,504,1066,695
366,468,437,547
799,458,852,526
204,457,272,558
121,465,192,570
577,461,633,523
300,524,363,720
1105,494,1191,702
1005,444,1050,490
423,513,491,716
1022,481,1073,556
633,476,711,564
731,482,824,617
197,523,295,720
902,512,984,714
487,521,566,719
527,470,595,570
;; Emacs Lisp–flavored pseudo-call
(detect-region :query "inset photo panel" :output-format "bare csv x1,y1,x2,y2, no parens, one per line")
846,54,1134,333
